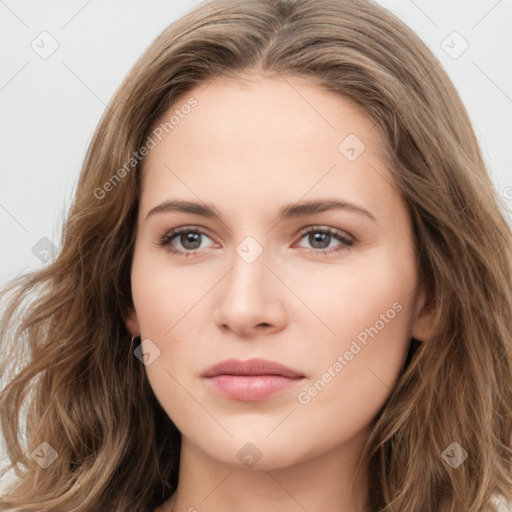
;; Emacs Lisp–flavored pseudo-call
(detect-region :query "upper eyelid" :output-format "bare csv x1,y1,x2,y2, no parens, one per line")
163,224,351,236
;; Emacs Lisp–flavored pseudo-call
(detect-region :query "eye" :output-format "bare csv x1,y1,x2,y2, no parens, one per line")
294,226,354,256
157,225,355,258
157,226,215,257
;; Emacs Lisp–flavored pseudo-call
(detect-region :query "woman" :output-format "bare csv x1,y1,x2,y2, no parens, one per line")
1,0,511,511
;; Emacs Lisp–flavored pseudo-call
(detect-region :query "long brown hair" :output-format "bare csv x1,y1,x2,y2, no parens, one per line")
1,0,511,510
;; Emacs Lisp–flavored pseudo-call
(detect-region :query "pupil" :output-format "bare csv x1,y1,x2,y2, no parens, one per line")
311,232,329,249
182,232,201,250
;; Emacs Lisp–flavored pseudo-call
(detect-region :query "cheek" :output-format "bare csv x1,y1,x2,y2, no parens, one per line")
293,304,412,451
130,246,207,338
288,242,417,348
129,248,210,397
129,254,205,432
293,245,418,429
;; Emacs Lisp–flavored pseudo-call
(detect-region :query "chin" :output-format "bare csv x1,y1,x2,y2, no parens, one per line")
194,436,312,471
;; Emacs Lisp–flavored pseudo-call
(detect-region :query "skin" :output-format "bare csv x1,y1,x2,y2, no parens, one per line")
125,74,435,512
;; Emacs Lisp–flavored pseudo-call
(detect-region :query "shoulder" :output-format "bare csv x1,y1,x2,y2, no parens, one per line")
491,492,512,511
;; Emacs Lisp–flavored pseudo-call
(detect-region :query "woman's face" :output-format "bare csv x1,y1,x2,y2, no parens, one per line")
127,75,431,470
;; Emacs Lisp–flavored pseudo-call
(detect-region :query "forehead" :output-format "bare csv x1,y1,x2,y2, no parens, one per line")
144,74,389,159
162,74,384,151
138,74,398,221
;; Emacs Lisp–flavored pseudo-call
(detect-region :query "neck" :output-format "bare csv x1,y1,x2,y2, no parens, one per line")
166,426,371,512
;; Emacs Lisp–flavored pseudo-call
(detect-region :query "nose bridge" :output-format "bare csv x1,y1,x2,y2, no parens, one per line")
213,232,283,333
225,234,270,302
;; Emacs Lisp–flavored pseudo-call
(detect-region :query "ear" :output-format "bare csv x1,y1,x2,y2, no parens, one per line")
125,308,140,338
411,286,437,342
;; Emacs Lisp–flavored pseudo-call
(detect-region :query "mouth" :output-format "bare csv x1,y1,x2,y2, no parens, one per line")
201,357,306,401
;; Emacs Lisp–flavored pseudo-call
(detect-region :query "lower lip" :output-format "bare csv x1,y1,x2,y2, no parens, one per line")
205,375,304,401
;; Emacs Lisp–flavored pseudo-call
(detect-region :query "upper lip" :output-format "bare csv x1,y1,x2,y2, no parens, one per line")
201,358,305,378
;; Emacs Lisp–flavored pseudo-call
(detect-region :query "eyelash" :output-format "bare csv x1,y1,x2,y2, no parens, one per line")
157,225,354,258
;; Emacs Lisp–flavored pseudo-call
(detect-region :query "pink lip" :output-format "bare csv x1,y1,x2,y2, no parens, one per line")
201,358,305,401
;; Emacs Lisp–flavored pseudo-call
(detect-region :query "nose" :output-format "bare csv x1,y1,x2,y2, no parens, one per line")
212,242,287,337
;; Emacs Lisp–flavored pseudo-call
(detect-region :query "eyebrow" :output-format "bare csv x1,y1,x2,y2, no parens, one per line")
146,198,376,222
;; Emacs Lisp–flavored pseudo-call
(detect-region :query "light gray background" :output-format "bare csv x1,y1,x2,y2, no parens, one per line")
1,0,511,495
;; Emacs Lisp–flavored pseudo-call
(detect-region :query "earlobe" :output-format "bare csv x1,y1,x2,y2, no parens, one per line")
125,308,140,337
411,288,437,342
